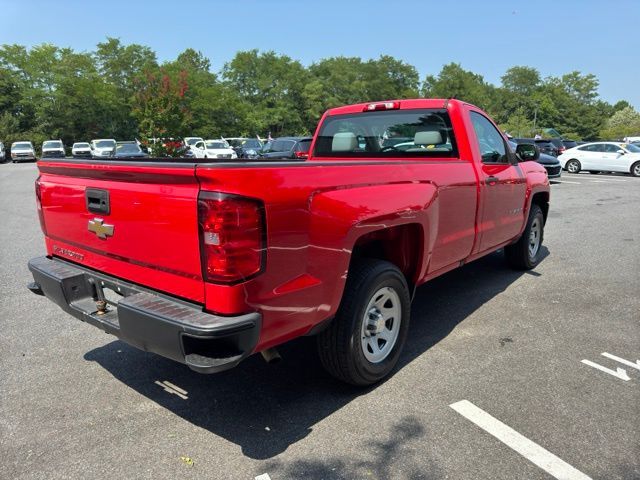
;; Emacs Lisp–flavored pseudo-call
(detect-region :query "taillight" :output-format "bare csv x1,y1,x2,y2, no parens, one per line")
363,101,400,112
294,151,308,159
198,192,265,284
35,176,47,235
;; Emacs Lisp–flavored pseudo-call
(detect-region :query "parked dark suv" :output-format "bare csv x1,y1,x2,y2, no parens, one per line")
514,138,558,157
509,141,561,179
260,137,313,160
227,138,264,159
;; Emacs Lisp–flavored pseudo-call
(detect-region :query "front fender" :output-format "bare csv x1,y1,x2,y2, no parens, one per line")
519,162,550,233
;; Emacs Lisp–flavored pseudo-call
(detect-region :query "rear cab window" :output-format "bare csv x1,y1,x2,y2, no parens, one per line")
313,109,458,158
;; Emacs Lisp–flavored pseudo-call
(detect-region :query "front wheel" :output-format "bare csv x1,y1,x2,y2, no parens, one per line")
631,161,640,177
505,204,545,270
317,259,410,386
565,159,581,173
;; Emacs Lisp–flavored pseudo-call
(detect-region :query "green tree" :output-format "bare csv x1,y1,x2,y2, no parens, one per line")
501,66,541,96
223,49,309,136
500,106,534,138
131,67,190,144
600,106,640,139
421,63,493,110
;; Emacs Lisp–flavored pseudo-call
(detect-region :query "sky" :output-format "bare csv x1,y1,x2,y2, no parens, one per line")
2,0,639,108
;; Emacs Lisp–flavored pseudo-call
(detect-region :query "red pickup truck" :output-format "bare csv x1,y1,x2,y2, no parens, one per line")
28,99,549,385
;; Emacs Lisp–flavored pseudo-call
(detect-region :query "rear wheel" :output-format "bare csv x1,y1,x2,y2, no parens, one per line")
566,159,581,173
317,259,410,386
505,204,545,270
631,161,640,177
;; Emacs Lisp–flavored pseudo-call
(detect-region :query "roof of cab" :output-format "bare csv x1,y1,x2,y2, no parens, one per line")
325,98,465,116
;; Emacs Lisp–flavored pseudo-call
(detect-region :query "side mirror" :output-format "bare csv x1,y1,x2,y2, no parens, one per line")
617,149,625,155
515,143,539,162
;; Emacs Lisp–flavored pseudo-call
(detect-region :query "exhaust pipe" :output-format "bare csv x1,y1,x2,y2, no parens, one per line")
260,348,282,364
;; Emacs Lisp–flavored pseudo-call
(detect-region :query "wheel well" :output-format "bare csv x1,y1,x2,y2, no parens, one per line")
531,192,549,223
350,224,422,288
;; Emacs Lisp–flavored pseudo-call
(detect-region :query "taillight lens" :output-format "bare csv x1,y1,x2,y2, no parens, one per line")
198,192,265,284
35,176,47,235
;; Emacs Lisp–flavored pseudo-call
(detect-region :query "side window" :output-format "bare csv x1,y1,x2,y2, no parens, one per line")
604,144,620,153
470,111,507,163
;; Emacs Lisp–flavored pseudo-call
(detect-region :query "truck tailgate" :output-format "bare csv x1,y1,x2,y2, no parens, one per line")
37,160,204,303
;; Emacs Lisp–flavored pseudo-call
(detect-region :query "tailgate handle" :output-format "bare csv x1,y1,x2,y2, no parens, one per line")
85,188,110,215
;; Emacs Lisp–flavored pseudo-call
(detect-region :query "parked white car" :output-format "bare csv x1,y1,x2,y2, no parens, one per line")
558,142,640,177
10,141,36,162
71,142,92,158
42,140,66,158
203,140,238,160
90,139,117,158
189,140,207,159
0,141,5,162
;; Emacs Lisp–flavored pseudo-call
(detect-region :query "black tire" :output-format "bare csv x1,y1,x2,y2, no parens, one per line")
317,259,411,386
505,204,545,270
631,161,640,178
565,159,581,173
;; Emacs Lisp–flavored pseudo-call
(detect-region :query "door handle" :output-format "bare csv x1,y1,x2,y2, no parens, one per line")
485,176,499,185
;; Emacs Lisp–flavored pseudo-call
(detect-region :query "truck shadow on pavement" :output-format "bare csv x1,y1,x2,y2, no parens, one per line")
84,248,548,461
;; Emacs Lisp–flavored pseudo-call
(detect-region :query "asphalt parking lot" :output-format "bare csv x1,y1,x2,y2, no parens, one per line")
1,163,638,480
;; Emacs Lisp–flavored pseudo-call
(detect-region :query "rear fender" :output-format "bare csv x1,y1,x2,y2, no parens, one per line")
307,182,437,315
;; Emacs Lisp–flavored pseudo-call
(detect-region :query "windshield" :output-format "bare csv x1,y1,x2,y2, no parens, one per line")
314,109,457,158
43,141,63,148
74,143,90,148
12,142,32,149
205,141,227,149
623,143,640,153
95,140,116,148
116,143,142,154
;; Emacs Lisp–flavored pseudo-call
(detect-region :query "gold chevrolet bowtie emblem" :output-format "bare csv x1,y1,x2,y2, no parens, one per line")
88,218,114,239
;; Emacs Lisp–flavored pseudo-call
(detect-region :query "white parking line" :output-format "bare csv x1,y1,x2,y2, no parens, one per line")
450,400,592,480
255,474,272,480
564,174,628,181
580,360,630,381
553,180,582,184
601,352,640,371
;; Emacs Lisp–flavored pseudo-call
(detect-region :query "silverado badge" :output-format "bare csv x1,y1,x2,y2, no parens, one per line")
88,218,114,239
